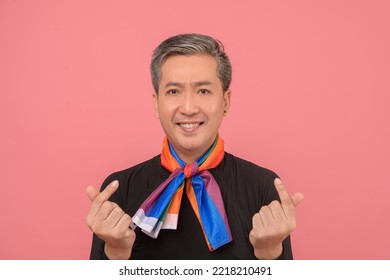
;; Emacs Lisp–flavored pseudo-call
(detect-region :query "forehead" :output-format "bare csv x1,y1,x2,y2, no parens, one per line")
160,55,218,81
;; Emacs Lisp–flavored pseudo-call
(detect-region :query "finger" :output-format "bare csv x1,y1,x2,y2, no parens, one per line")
274,178,294,208
104,207,126,228
89,180,119,217
268,200,287,222
115,215,136,245
87,200,117,229
86,186,100,202
291,192,304,207
92,180,119,206
259,205,274,227
268,200,297,235
116,214,133,232
252,212,264,229
97,201,119,221
274,178,304,207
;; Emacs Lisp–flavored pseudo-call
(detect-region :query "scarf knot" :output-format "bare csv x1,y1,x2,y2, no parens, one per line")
131,134,232,251
183,162,198,178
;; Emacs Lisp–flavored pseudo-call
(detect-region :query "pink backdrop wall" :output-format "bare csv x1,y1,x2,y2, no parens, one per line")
1,0,389,259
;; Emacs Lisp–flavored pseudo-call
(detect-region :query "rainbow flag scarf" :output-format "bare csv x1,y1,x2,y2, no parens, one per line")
131,135,232,251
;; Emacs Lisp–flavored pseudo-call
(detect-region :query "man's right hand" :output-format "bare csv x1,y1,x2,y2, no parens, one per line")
86,180,135,260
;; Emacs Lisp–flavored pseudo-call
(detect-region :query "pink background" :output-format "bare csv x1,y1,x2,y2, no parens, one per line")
1,0,389,259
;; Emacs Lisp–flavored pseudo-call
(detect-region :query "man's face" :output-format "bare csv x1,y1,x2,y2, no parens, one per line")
153,54,231,163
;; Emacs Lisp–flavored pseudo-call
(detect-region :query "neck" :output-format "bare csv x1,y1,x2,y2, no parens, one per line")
167,135,220,165
175,149,204,164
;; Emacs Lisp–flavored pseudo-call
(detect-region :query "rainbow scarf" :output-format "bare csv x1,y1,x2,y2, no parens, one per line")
131,135,232,251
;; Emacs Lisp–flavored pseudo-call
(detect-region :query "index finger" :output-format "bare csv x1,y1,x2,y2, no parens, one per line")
91,180,119,208
274,178,294,211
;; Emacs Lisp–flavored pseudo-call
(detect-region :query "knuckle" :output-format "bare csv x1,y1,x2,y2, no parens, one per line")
113,207,125,218
109,206,119,215
117,207,125,216
259,205,269,213
279,222,295,236
252,213,261,225
123,214,132,225
289,220,297,231
278,224,288,235
124,229,136,241
93,195,105,205
269,200,280,208
86,216,93,228
100,201,115,211
111,202,120,208
86,216,103,233
249,229,261,241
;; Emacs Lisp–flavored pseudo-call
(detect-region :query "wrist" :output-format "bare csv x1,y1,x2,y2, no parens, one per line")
253,243,283,260
104,243,132,260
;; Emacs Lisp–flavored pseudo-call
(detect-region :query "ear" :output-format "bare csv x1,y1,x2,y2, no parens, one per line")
223,89,231,115
152,92,160,119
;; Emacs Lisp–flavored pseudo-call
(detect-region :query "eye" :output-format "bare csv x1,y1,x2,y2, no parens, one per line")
167,89,179,95
199,89,210,94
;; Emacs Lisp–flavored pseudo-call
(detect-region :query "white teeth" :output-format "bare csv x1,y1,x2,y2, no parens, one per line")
180,123,200,128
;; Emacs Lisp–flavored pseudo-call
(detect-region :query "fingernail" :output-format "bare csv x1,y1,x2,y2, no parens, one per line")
111,180,119,187
275,178,282,185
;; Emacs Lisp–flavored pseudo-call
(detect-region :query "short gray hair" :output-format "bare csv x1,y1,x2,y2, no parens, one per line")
151,33,232,93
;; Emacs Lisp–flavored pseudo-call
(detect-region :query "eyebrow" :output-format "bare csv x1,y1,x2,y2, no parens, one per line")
164,80,213,88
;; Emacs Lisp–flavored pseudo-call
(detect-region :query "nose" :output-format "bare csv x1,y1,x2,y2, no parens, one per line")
178,91,200,115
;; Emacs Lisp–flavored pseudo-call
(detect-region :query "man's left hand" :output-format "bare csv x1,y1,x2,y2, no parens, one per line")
249,178,304,259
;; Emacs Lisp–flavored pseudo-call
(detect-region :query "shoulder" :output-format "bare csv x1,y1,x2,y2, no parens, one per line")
216,152,280,205
222,152,279,181
100,155,163,189
100,155,169,212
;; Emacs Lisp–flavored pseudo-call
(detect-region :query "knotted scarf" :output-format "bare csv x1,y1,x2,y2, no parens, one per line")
131,135,232,251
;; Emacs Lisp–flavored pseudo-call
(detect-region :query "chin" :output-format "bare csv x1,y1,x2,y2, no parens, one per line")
174,138,203,153
179,141,202,152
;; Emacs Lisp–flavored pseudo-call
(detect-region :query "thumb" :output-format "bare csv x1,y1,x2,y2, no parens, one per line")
86,186,100,202
291,192,304,207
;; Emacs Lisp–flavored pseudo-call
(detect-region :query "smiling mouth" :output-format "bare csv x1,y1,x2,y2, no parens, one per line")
178,122,203,128
176,122,205,132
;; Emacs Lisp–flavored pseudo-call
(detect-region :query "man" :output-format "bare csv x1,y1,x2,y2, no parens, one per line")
86,33,304,260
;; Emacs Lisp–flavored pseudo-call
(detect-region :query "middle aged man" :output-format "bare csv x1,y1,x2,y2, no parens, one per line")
86,33,304,260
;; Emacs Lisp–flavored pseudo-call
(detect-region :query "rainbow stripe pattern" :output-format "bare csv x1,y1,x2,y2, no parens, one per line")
131,135,232,251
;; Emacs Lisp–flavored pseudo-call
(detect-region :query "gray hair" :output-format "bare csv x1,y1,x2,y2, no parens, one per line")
151,33,232,93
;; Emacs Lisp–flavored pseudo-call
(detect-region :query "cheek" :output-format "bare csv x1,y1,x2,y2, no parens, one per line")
157,102,176,121
207,102,225,116
206,109,224,129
